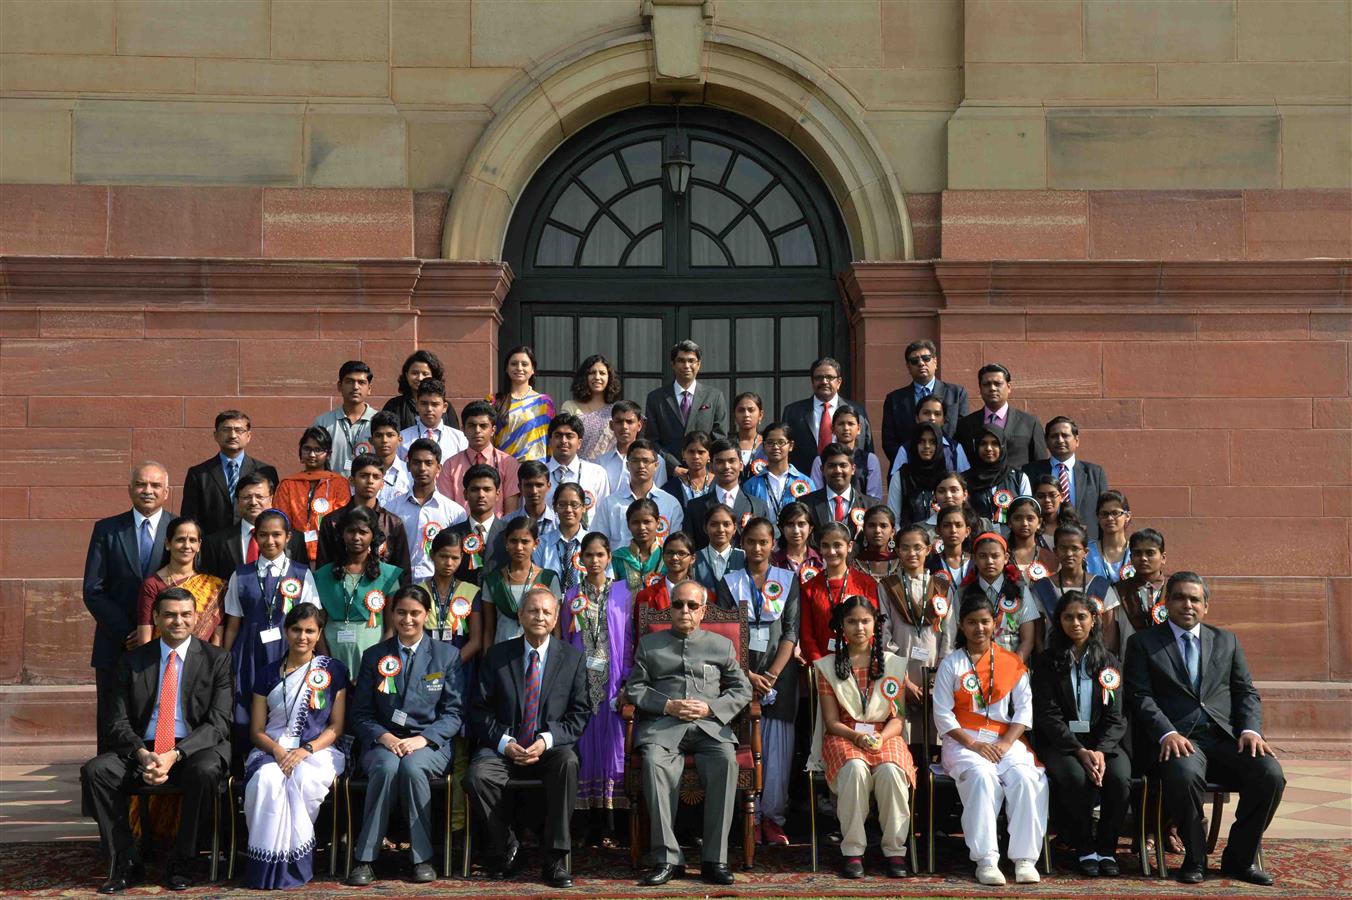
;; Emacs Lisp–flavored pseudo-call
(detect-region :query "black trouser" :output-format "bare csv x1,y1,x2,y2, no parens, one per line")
82,743,226,866
463,746,578,863
1157,727,1285,870
94,666,119,754
1043,747,1131,857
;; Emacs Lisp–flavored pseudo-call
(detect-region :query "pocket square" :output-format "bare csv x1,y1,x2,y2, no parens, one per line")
699,404,711,412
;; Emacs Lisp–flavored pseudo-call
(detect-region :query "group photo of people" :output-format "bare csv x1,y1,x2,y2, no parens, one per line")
82,341,1286,893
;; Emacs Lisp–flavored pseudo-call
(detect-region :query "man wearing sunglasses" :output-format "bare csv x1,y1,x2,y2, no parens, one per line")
626,581,752,887
882,339,969,461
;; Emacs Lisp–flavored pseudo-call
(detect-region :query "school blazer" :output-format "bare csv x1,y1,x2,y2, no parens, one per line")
468,636,590,755
882,379,969,458
955,408,1049,471
444,518,509,584
180,454,280,537
83,510,174,669
105,637,233,765
643,382,728,459
780,396,875,475
1123,622,1263,745
1031,649,1127,758
1023,458,1109,541
683,490,770,550
350,636,465,752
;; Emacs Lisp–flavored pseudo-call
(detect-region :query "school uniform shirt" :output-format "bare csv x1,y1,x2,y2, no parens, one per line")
742,465,814,520
593,485,684,550
503,505,559,542
438,445,521,515
313,406,377,480
974,574,1042,655
377,456,413,507
532,528,588,594
223,555,320,617
598,447,669,498
387,490,469,580
544,456,611,527
398,421,468,464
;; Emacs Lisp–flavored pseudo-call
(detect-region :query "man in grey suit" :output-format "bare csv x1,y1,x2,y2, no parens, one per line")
626,580,752,887
346,588,465,886
643,340,728,459
1023,416,1109,540
1124,572,1283,886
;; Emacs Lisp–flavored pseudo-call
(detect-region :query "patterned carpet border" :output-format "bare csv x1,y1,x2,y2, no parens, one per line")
2,840,1348,898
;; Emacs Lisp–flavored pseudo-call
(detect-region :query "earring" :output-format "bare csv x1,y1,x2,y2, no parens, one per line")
887,538,896,551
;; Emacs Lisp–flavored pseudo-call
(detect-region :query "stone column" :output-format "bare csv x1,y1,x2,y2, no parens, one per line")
411,261,515,409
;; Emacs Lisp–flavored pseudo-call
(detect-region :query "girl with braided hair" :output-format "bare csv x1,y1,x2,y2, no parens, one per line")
807,595,915,879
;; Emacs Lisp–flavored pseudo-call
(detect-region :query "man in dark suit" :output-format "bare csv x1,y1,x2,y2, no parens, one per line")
444,463,510,584
954,363,1048,470
464,586,590,888
315,453,413,582
198,472,306,580
346,588,465,886
683,439,769,549
81,587,232,893
83,462,174,753
1023,416,1109,540
180,410,279,536
626,580,752,886
780,356,875,475
1124,572,1284,886
882,339,968,458
802,443,880,542
643,340,728,459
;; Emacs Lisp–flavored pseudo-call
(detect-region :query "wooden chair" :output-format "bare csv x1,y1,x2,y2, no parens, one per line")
340,772,454,878
1144,776,1265,878
917,667,1051,875
620,601,762,870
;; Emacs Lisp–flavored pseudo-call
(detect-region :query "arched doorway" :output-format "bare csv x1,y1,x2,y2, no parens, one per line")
501,106,852,415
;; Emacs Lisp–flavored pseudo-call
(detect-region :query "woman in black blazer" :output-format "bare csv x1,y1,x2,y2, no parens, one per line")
1032,589,1131,878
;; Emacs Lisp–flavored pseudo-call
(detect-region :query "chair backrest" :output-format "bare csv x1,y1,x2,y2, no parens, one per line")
635,599,748,667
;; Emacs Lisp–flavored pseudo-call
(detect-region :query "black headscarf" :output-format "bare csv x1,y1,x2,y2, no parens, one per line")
964,423,1016,495
900,422,947,496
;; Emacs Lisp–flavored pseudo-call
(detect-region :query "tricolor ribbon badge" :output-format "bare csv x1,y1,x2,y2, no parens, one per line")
1098,666,1122,705
763,579,784,613
960,671,986,708
992,489,1014,523
279,577,303,612
1090,595,1106,616
849,507,865,530
997,594,1020,631
789,478,810,498
569,594,588,634
1027,562,1048,581
656,515,670,538
879,675,903,713
572,551,586,573
307,668,332,709
364,590,386,628
1150,601,1168,624
354,441,374,458
799,563,820,584
929,595,950,633
376,654,401,694
312,497,331,524
750,458,767,476
462,532,483,570
644,572,663,589
931,537,944,555
1119,563,1137,581
421,521,441,556
450,596,473,635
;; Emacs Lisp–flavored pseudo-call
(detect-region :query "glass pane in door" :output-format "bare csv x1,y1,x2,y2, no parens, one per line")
689,318,730,371
623,318,664,374
578,316,618,363
736,375,776,422
780,316,819,370
534,316,574,371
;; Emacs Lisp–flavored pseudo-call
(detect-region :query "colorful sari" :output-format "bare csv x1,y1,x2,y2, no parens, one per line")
491,391,555,462
242,656,348,889
137,572,225,640
562,580,634,809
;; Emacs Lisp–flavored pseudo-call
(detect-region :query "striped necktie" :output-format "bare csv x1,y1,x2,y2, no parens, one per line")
519,648,541,744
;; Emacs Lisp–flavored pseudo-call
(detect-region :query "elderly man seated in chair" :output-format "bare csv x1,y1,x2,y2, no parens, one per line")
625,579,752,887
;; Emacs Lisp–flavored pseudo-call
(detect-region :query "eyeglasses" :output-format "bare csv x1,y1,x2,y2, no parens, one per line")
812,374,841,383
300,446,327,455
670,600,703,610
663,550,692,559
907,354,934,364
1098,510,1128,519
555,501,583,510
217,425,249,434
764,439,790,448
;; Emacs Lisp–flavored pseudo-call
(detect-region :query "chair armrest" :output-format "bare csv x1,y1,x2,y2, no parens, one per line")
620,703,636,722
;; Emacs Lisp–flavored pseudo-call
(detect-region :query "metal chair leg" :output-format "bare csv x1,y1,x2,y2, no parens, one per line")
926,770,936,874
1138,779,1151,877
808,774,818,873
209,788,220,883
443,778,453,878
460,788,472,878
1154,778,1167,878
344,778,354,878
227,776,238,881
907,781,918,870
328,779,338,877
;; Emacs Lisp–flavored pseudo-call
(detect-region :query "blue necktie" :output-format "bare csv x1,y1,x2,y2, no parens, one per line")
916,383,931,403
400,645,413,695
226,458,240,498
1182,632,1201,692
138,518,154,576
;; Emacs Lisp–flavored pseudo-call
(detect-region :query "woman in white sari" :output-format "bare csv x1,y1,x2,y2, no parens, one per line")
243,603,348,889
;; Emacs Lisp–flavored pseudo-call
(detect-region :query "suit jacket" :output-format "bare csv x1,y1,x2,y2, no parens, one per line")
881,379,968,458
105,637,233,765
626,628,752,749
1031,649,1127,757
780,396,875,475
643,382,728,460
315,503,414,585
198,523,308,581
468,636,590,754
1024,458,1109,541
802,487,881,542
445,518,509,584
683,489,770,550
83,510,174,669
180,454,280,537
955,408,1048,471
1124,622,1263,746
351,636,464,752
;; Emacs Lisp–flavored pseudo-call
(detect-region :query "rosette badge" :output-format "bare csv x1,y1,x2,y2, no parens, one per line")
421,522,441,555
363,590,386,628
750,458,767,476
1026,562,1048,581
462,533,483,555
644,572,663,589
799,564,820,585
849,508,865,530
376,654,402,694
929,595,949,632
1119,564,1136,581
763,580,784,601
1151,602,1168,624
656,516,670,538
568,594,588,634
992,489,1014,523
306,668,333,709
1098,666,1122,704
960,671,983,701
279,577,303,611
312,497,331,516
879,676,903,711
789,479,810,499
998,595,1021,615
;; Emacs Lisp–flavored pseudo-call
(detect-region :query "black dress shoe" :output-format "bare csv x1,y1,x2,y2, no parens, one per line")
165,870,193,892
638,863,684,885
1177,864,1205,884
701,861,735,885
345,862,375,886
411,862,437,883
543,858,573,888
98,861,145,895
1223,865,1275,886
1078,857,1100,877
885,856,911,878
503,839,522,874
841,856,865,878
1098,856,1120,877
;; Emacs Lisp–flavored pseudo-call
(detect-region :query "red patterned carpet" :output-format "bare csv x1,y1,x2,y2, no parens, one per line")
3,840,1349,898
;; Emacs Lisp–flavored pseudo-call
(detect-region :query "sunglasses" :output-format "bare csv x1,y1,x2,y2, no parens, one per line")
670,600,704,610
907,354,934,364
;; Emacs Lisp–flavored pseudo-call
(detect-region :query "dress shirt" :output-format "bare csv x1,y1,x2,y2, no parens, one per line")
983,403,1010,428
914,378,937,404
598,447,668,497
707,546,734,581
505,505,558,537
239,519,257,562
388,490,469,580
398,422,468,464
377,456,412,506
1158,622,1262,743
438,445,520,513
673,380,699,405
1071,652,1094,725
812,395,840,445
223,554,320,617
594,485,684,548
827,486,854,518
313,406,377,479
496,636,555,754
809,452,883,499
715,485,741,508
466,514,496,542
144,637,193,741
218,452,245,490
544,456,610,525
133,508,166,539
1054,454,1077,506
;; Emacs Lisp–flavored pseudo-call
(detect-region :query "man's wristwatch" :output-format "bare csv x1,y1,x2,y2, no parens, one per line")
174,747,185,763
302,742,315,753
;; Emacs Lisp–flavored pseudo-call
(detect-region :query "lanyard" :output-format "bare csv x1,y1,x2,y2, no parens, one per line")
826,571,850,608
965,647,996,725
341,570,362,623
853,664,874,710
1071,656,1088,713
582,578,611,647
940,555,967,586
281,659,314,733
257,561,283,624
901,572,928,633
428,579,457,633
746,571,766,624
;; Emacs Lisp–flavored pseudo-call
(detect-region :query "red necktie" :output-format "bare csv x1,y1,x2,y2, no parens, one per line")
519,648,540,744
1058,462,1071,503
834,495,846,522
817,401,832,453
246,526,259,563
154,650,178,754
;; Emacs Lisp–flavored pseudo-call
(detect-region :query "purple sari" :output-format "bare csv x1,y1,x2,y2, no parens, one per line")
562,580,634,808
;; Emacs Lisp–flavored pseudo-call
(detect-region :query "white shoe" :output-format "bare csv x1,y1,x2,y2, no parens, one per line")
1014,860,1041,883
976,863,1006,885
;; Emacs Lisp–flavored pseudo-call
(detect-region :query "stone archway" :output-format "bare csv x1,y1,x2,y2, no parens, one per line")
441,28,913,263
